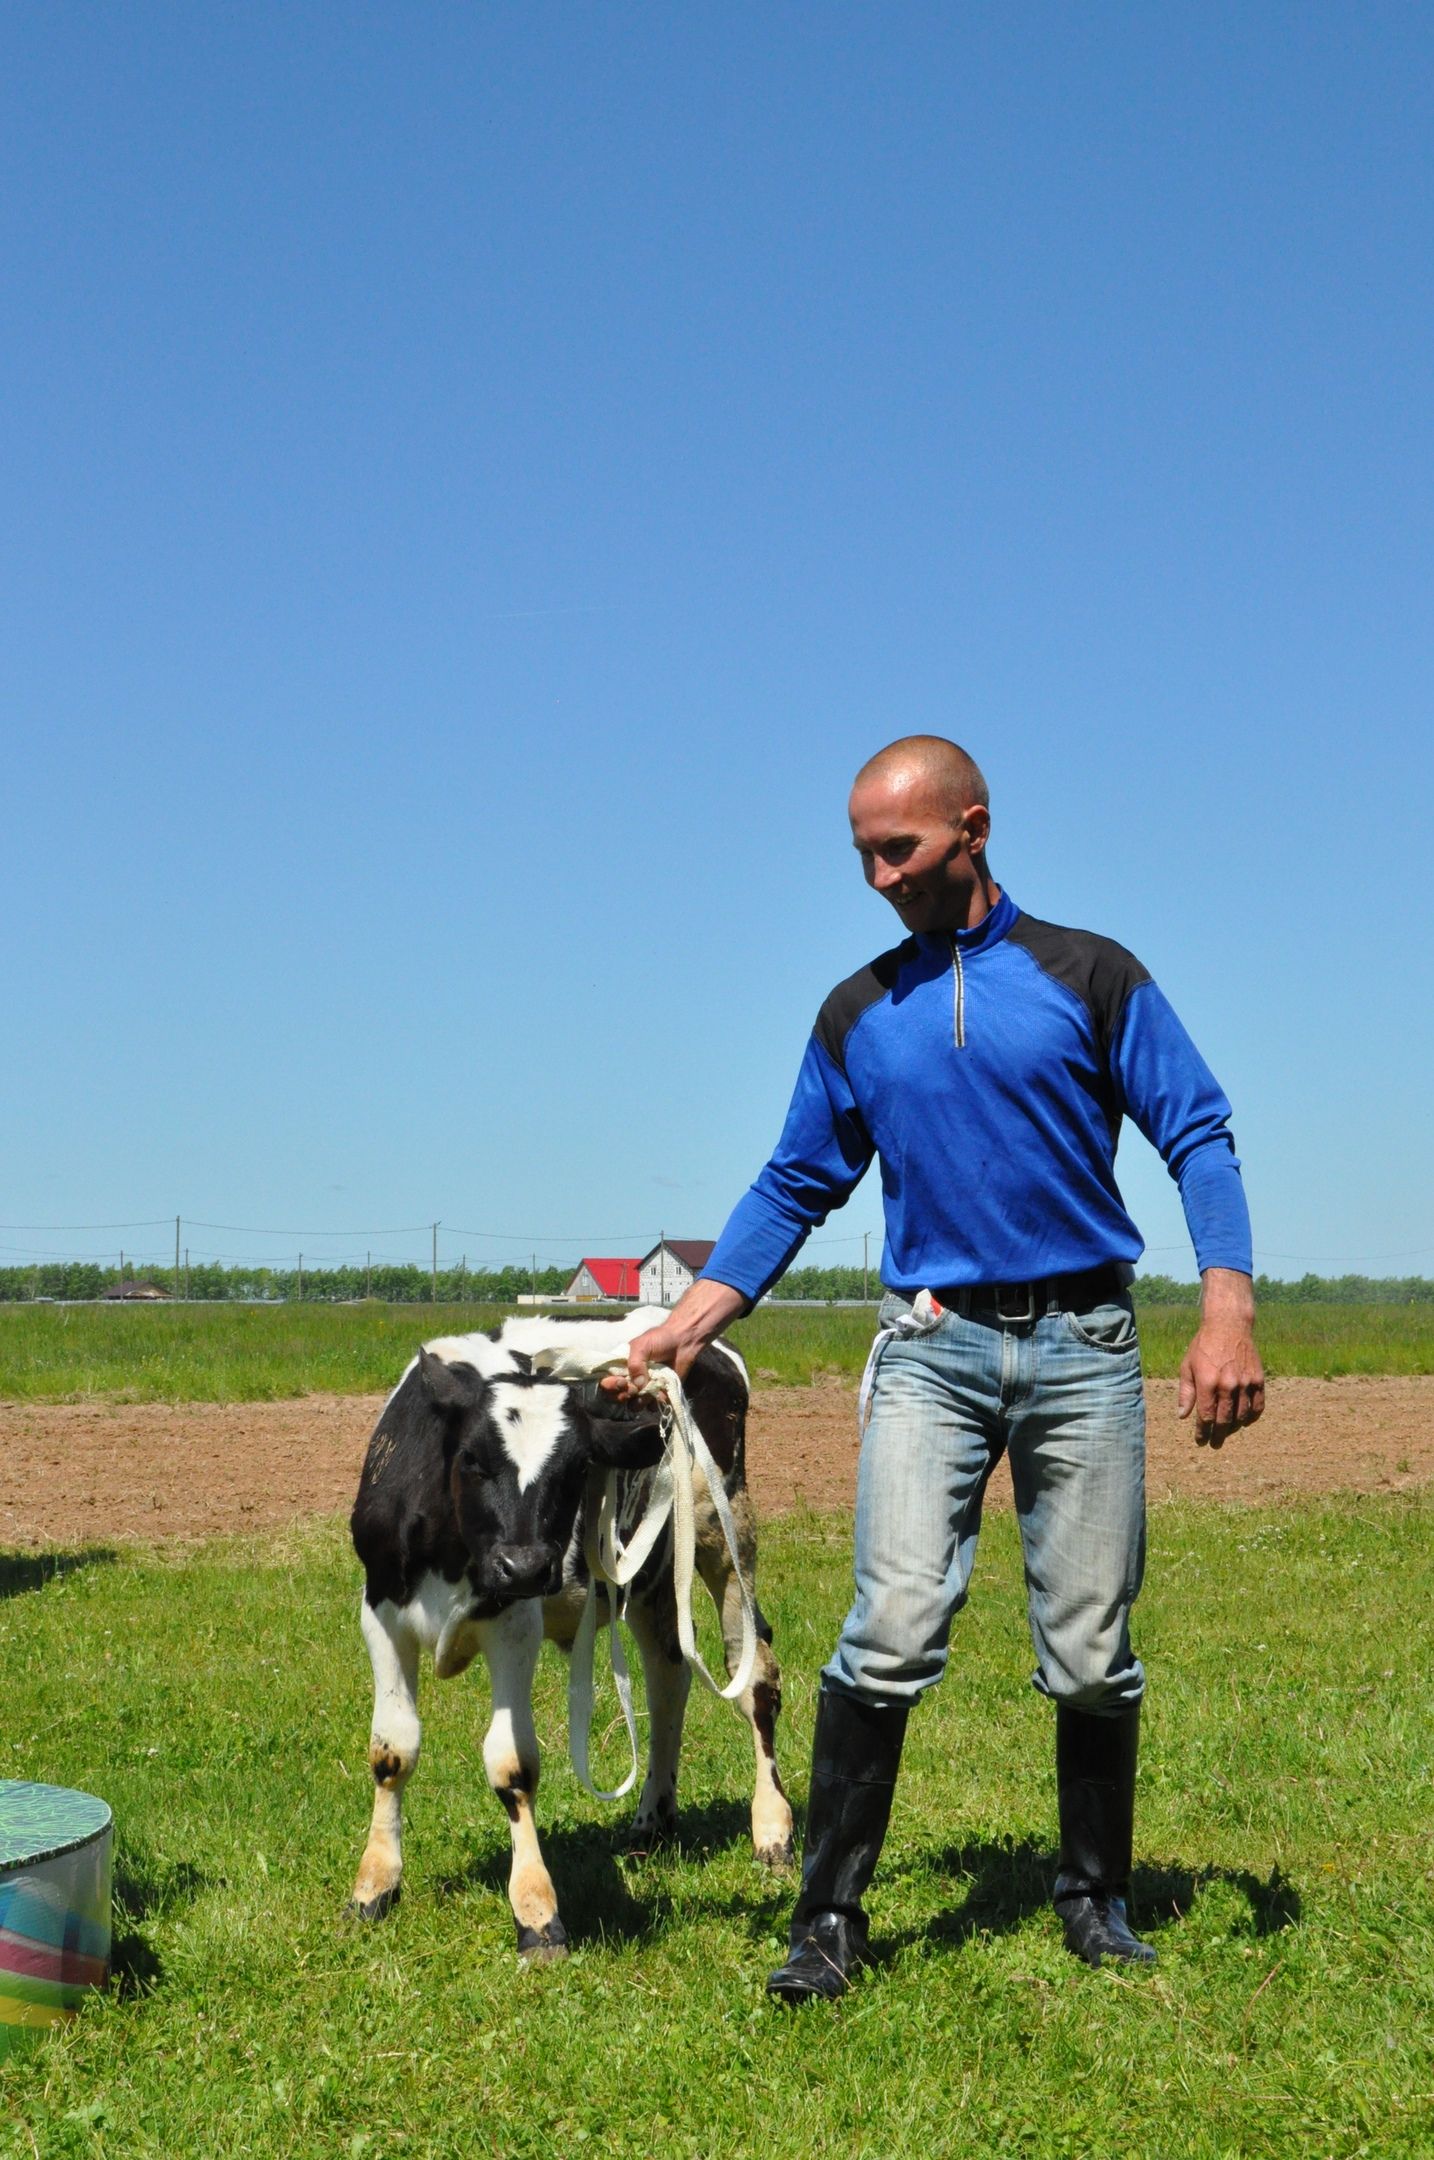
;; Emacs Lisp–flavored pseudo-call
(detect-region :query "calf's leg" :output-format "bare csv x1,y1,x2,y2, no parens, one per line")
349,1595,421,1920
478,1601,566,1963
695,1490,795,1867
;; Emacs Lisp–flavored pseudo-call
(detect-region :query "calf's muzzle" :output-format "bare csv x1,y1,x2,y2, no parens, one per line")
485,1543,562,1599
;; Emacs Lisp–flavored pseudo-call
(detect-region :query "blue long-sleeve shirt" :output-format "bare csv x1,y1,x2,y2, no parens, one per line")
703,891,1252,1302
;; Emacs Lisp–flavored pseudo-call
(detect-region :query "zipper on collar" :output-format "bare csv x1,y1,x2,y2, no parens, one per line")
948,939,966,1049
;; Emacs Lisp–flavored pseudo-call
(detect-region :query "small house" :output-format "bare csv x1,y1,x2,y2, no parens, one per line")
638,1240,716,1307
564,1257,642,1304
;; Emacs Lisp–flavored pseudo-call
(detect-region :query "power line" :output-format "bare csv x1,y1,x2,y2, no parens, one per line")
184,1219,434,1237
0,1219,173,1232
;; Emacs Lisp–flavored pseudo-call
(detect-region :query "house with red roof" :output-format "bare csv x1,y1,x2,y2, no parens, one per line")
564,1257,643,1303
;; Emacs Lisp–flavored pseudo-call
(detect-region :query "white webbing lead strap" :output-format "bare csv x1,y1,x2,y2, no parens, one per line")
536,1351,760,1802
567,1568,640,1801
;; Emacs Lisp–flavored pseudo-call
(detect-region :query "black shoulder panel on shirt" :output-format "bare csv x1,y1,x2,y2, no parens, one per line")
1007,915,1152,1064
813,940,914,1074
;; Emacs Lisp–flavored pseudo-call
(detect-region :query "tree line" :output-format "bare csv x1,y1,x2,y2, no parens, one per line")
774,1267,1434,1305
1,1261,1432,1305
0,1261,572,1304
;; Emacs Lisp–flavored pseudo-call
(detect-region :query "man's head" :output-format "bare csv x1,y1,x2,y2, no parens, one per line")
848,736,995,936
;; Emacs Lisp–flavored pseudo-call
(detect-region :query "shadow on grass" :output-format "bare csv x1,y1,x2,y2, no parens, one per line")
882,1836,1302,1956
0,1548,118,1599
432,1796,791,1946
1137,1857,1301,1937
107,1852,211,2000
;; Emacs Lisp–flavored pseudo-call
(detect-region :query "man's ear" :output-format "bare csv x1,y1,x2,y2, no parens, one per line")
963,802,991,856
586,1410,666,1470
418,1345,484,1410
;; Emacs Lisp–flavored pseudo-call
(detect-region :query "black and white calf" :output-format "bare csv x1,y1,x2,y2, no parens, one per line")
348,1310,793,1959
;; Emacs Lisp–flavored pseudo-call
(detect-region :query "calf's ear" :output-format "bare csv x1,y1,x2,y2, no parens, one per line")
418,1346,483,1410
586,1411,666,1470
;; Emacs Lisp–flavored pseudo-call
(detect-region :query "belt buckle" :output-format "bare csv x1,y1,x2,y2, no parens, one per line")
993,1280,1036,1325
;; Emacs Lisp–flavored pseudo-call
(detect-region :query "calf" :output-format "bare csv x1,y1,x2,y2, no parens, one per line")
348,1311,793,1959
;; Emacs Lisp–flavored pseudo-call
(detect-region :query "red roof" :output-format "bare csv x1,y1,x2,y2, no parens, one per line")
568,1257,643,1299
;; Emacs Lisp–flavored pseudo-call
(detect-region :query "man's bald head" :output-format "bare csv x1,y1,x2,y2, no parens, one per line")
848,736,997,934
851,737,989,823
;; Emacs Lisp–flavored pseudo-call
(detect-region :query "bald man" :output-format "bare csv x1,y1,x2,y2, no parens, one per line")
611,737,1263,2000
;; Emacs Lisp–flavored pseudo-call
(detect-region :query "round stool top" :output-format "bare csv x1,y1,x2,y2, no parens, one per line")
0,1783,113,1871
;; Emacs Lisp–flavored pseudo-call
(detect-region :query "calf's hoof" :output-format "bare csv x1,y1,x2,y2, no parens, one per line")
345,1884,401,1924
516,1918,569,1968
623,1826,676,1859
625,1800,678,1856
755,1833,796,1870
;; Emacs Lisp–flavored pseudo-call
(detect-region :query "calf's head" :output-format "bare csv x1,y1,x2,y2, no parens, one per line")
418,1347,665,1603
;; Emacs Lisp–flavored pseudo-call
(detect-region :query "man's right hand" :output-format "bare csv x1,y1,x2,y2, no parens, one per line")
600,1278,749,1398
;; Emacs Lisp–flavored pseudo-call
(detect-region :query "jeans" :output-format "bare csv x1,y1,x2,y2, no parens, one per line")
825,1287,1147,1714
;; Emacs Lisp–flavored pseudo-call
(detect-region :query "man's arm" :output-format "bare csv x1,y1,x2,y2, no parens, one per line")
1108,979,1264,1447
602,1025,874,1400
602,1277,750,1395
1178,1266,1265,1448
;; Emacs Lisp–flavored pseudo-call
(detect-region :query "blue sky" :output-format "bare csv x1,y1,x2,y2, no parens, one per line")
2,5,1430,1283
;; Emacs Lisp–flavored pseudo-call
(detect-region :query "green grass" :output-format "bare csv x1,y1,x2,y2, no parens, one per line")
1,1496,1431,2157
0,1302,514,1404
737,1300,1434,1382
1132,1299,1434,1380
2,1299,1433,1404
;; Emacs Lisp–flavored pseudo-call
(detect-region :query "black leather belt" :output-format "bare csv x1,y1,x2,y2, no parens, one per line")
939,1262,1132,1326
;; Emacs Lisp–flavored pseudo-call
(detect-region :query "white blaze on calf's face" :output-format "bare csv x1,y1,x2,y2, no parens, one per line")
488,1382,573,1493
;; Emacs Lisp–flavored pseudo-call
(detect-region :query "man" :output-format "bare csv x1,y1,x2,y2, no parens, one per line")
609,736,1264,2001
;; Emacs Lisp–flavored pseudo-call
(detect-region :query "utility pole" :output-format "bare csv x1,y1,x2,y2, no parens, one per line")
531,1253,537,1297
432,1222,439,1302
175,1217,181,1298
297,1253,304,1301
365,1251,372,1299
863,1232,869,1302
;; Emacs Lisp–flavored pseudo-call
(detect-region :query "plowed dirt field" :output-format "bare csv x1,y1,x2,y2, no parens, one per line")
0,1376,1429,1549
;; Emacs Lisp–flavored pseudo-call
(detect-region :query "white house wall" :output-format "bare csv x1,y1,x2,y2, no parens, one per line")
639,1254,696,1306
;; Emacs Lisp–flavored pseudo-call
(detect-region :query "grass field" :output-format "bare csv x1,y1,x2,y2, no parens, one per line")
0,1495,1430,2158
1,1298,1432,1403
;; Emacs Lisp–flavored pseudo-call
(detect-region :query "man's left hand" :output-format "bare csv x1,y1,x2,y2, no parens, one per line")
1178,1269,1265,1448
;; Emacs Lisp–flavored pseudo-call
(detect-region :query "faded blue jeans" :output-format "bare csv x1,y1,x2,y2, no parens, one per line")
825,1287,1147,1714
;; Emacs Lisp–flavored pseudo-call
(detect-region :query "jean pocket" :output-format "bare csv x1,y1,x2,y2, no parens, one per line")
1064,1296,1139,1354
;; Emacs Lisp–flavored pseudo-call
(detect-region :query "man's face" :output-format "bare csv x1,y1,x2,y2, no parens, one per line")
848,769,988,936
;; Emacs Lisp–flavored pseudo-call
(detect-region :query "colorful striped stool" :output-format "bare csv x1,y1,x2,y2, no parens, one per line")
0,1781,113,2056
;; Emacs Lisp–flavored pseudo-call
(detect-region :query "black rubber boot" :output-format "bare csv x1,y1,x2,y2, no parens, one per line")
766,1685,909,2004
1053,1703,1157,1967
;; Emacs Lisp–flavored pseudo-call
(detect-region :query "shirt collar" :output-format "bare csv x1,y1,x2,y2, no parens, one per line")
916,886,1019,958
